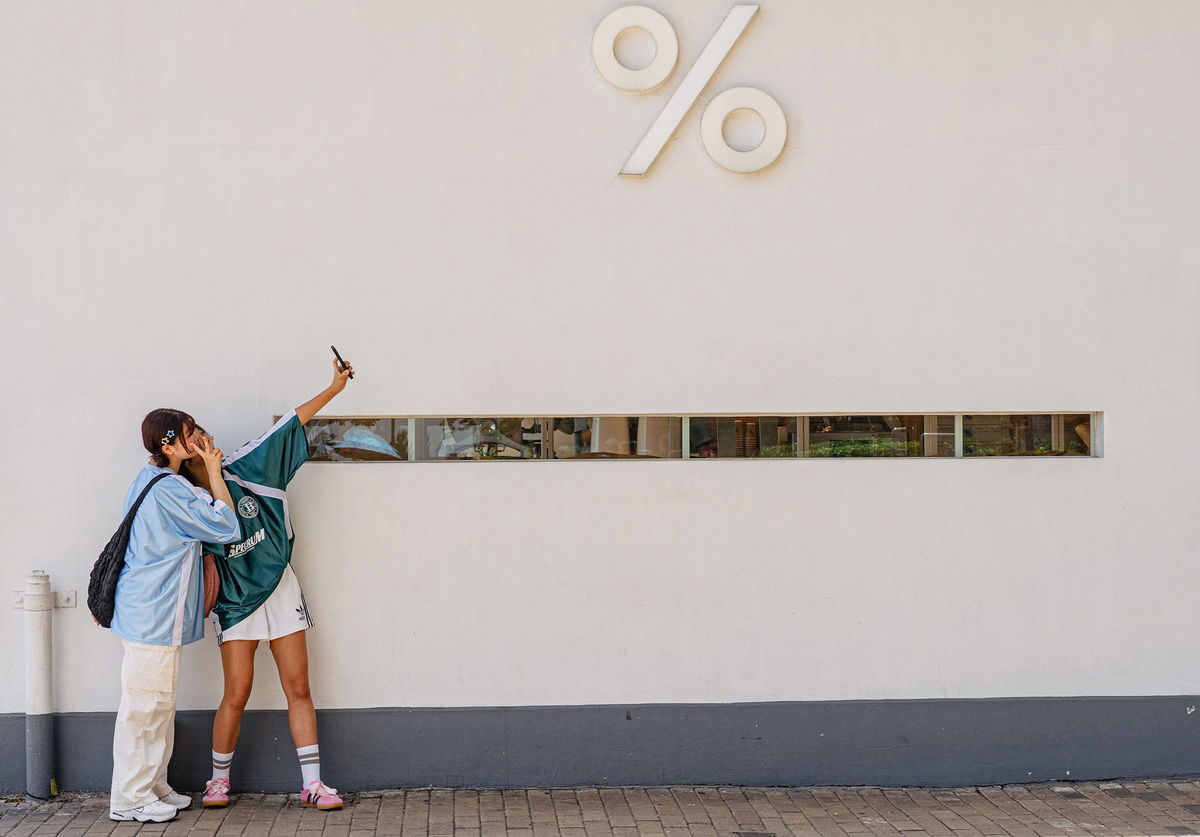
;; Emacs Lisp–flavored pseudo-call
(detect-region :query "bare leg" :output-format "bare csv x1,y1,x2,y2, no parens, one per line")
212,640,257,754
269,631,317,748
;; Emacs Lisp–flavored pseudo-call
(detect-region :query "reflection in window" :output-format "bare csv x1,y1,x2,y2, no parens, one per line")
804,416,955,457
299,414,1096,461
304,418,406,462
963,414,1091,456
550,418,592,459
555,417,682,459
415,418,547,460
689,417,798,458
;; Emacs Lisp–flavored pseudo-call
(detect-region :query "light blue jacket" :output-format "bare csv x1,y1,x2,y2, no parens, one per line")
111,465,241,646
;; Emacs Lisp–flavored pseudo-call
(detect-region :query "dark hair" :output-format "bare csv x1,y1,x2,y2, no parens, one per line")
173,425,210,487
141,408,197,468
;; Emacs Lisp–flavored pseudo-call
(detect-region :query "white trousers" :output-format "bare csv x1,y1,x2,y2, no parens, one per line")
110,639,181,811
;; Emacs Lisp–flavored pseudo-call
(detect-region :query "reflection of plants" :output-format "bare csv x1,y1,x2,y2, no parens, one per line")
966,439,1086,456
755,444,797,458
807,438,922,457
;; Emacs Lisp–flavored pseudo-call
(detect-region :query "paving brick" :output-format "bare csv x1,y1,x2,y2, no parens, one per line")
525,792,555,827
694,790,735,829
667,792,709,827
15,785,1200,837
598,791,635,829
500,793,530,830
622,791,657,825
576,792,609,825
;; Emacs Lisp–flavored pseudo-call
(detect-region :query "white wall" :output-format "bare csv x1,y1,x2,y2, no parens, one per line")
1,0,1197,714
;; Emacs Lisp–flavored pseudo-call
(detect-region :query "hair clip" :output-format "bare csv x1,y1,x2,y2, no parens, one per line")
161,429,176,445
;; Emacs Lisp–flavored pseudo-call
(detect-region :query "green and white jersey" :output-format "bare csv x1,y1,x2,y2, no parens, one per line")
205,410,310,631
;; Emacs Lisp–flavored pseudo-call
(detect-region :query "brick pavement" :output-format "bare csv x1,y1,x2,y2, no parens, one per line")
5,782,1200,837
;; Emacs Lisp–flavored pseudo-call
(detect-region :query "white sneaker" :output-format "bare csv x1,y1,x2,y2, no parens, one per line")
110,800,178,822
159,790,193,809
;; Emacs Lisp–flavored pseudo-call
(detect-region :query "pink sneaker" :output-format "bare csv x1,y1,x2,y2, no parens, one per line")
300,780,343,811
202,777,231,808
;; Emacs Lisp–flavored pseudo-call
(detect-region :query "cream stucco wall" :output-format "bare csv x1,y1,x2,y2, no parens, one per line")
0,0,1197,714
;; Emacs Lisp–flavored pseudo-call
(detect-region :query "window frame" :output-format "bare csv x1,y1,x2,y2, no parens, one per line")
293,413,1103,461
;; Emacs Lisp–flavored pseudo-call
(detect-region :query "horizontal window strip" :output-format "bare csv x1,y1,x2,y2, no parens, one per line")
289,413,1101,461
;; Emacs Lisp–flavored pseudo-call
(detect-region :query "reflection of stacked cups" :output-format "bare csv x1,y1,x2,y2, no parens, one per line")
734,418,758,458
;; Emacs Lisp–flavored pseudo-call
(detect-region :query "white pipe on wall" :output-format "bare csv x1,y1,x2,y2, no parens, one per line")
23,570,54,799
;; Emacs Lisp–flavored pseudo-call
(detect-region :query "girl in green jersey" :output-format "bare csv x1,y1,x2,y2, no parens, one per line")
183,358,354,810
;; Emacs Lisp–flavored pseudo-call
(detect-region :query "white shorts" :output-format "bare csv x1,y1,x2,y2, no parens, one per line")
213,565,314,646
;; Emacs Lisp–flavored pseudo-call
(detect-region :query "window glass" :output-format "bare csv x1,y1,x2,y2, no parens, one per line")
804,416,955,457
298,414,1095,461
549,417,592,459
552,417,682,459
304,418,406,462
414,418,548,460
963,414,1091,456
689,417,798,458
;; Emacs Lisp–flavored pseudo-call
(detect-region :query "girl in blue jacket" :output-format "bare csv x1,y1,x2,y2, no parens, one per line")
109,408,241,824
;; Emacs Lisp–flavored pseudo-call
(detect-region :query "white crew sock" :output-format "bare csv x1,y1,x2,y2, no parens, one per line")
297,744,321,787
211,750,234,781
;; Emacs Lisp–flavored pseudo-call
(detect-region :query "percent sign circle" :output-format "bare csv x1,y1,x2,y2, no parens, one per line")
592,4,786,176
591,6,678,93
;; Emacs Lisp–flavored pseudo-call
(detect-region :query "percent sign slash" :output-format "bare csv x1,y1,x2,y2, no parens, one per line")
592,4,786,176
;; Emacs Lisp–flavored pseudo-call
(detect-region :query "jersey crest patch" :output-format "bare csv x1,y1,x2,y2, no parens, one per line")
237,496,260,519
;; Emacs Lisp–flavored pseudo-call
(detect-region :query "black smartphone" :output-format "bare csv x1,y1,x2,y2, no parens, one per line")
330,345,354,379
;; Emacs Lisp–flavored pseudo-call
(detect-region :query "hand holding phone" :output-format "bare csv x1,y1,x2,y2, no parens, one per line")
331,345,354,380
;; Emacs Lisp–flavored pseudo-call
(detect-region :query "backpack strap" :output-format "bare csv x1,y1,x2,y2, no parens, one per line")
122,472,175,524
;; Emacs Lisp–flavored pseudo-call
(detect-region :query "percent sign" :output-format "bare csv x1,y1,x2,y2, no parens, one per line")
592,4,786,176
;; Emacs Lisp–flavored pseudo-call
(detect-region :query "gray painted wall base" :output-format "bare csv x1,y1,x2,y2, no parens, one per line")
25,713,54,799
2,697,1198,795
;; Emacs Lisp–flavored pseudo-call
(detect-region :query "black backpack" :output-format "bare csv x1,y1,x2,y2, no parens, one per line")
87,473,172,628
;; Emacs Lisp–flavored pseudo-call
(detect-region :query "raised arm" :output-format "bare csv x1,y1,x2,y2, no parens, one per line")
295,358,355,425
193,436,234,509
